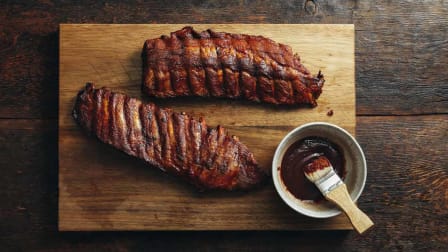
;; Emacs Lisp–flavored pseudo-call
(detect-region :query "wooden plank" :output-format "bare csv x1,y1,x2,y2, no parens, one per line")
355,1,448,115
1,0,448,250
353,115,448,250
2,115,447,249
58,24,355,230
0,119,58,251
0,0,354,120
2,0,447,119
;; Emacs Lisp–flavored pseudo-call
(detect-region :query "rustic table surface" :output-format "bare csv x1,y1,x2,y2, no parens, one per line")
1,1,447,251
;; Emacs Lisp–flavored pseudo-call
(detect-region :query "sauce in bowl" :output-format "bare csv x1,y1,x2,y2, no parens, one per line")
280,137,345,202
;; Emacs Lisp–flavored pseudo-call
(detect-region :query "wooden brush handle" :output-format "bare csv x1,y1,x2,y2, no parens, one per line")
325,184,374,234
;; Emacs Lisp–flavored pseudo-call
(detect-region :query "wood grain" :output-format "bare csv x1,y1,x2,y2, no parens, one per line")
1,1,446,119
0,0,354,119
354,1,448,115
2,115,446,250
59,24,355,231
1,0,448,250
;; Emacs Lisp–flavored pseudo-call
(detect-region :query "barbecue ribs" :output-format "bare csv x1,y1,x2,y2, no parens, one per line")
142,26,324,107
72,83,267,190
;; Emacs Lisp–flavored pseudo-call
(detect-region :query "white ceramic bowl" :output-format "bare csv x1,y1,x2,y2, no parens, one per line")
272,122,367,218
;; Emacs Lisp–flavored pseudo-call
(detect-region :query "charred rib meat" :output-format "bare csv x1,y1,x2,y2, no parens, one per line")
142,26,324,107
73,83,267,190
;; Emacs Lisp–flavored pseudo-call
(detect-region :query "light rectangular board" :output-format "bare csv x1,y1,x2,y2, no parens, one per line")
59,24,355,230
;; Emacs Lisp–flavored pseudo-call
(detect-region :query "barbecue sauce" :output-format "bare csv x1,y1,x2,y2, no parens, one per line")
280,137,345,202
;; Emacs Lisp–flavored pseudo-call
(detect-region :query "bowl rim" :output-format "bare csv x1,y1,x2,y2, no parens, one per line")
272,122,367,218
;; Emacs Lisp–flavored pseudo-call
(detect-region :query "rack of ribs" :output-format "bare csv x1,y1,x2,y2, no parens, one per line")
142,26,324,107
72,83,268,190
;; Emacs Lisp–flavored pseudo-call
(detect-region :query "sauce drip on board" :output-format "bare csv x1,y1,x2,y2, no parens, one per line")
280,137,345,202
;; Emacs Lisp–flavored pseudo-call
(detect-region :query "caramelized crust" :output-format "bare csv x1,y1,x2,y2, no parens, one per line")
142,26,324,107
73,83,267,190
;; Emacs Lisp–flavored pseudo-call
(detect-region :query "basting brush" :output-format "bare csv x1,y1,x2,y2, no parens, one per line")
304,156,374,234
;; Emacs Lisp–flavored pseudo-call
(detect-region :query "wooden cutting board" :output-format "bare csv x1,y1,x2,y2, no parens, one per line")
59,24,355,231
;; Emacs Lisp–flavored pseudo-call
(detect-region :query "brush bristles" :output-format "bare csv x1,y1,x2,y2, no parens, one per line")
303,156,333,183
304,156,345,195
304,165,333,183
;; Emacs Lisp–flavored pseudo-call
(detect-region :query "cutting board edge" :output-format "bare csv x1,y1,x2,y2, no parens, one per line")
58,24,356,231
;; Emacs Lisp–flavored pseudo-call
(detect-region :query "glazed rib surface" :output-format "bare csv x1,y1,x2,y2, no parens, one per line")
73,83,267,190
142,26,324,107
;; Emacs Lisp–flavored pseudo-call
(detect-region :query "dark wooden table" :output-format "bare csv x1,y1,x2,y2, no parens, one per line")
1,1,447,251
